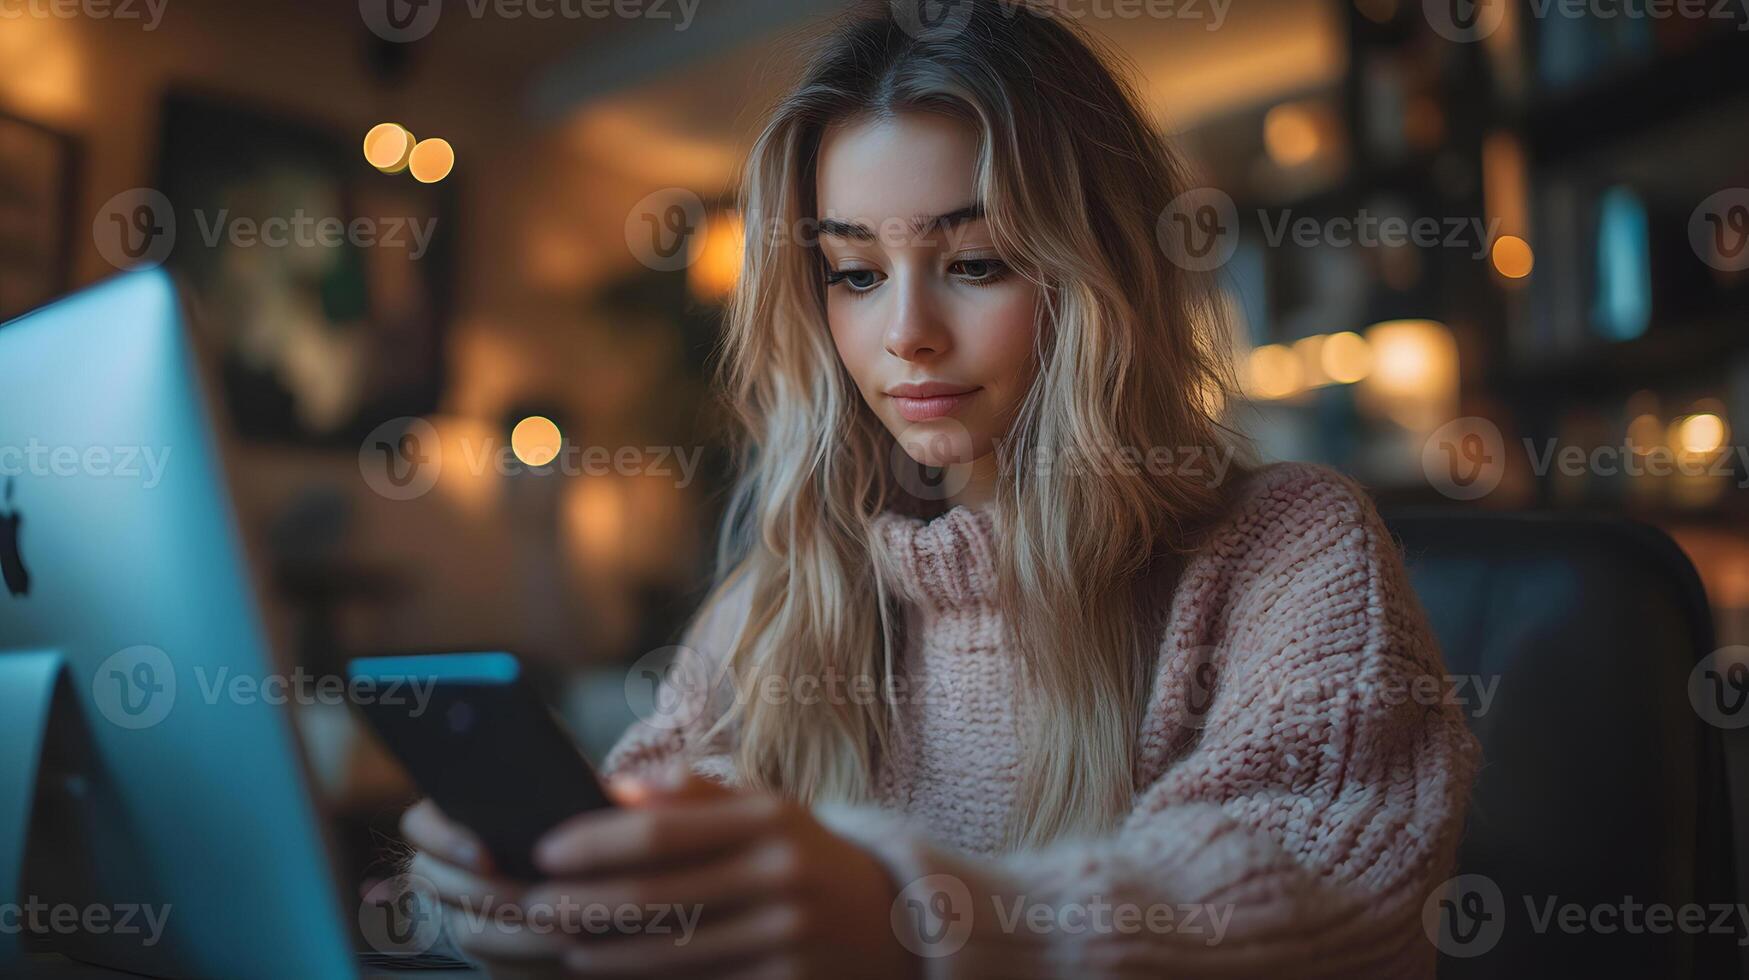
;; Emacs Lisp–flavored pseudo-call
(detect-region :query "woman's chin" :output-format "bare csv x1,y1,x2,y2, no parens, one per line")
888,416,979,470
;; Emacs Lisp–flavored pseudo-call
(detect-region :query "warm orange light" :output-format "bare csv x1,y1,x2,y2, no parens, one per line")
1627,413,1664,455
688,212,744,302
364,123,415,173
1492,235,1534,279
1482,133,1528,234
1246,344,1304,400
1320,331,1373,384
511,416,562,466
0,16,85,120
1359,320,1459,430
1264,104,1322,168
408,138,456,183
1367,321,1449,395
1292,335,1329,387
1672,413,1728,456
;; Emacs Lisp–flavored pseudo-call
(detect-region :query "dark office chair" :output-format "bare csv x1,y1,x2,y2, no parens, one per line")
1386,512,1741,979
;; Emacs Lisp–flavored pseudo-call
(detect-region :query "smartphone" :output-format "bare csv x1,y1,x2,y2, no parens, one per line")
347,651,613,879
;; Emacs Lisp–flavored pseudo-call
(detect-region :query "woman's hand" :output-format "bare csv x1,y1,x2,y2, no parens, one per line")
399,773,919,979
400,799,573,976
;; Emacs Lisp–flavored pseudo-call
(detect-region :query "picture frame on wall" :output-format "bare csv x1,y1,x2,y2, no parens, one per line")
0,111,79,322
155,89,455,446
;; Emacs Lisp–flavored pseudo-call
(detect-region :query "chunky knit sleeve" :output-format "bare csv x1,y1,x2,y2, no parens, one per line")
599,574,753,786
815,464,1482,978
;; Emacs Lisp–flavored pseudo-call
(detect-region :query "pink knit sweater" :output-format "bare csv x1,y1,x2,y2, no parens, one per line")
604,462,1481,978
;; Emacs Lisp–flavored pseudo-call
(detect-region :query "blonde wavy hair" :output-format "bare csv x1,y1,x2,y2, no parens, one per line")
695,0,1246,850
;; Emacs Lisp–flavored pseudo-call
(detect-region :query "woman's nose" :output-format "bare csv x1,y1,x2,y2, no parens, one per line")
883,280,951,362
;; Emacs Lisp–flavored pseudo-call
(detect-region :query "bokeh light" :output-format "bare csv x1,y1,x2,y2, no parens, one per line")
1492,235,1535,279
1320,331,1373,384
363,123,414,173
512,416,563,466
408,138,456,183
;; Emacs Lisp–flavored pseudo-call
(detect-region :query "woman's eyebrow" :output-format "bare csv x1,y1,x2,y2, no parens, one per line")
816,203,985,243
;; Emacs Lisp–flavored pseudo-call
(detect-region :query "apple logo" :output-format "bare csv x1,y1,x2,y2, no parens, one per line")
1,477,28,598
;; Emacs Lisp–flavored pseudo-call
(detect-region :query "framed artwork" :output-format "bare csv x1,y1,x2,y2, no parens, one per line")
0,111,78,322
155,90,455,445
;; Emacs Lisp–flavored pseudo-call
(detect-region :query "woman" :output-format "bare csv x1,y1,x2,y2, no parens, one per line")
403,1,1481,976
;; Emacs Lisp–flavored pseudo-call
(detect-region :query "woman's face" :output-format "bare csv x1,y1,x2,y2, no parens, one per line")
815,111,1040,471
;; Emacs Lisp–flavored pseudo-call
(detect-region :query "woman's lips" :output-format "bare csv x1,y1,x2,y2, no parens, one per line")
888,385,981,422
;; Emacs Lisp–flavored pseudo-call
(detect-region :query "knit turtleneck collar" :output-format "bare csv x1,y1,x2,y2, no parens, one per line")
871,505,1000,611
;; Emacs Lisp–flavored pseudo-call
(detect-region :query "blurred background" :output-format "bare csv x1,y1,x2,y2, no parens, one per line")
3,0,1747,891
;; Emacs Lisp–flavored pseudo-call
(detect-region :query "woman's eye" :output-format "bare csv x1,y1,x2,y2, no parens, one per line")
950,258,1008,284
825,268,885,293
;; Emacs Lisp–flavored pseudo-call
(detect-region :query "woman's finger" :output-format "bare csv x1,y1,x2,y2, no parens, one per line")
559,900,807,976
408,850,526,915
401,798,491,874
522,836,801,932
534,792,784,878
441,904,575,966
